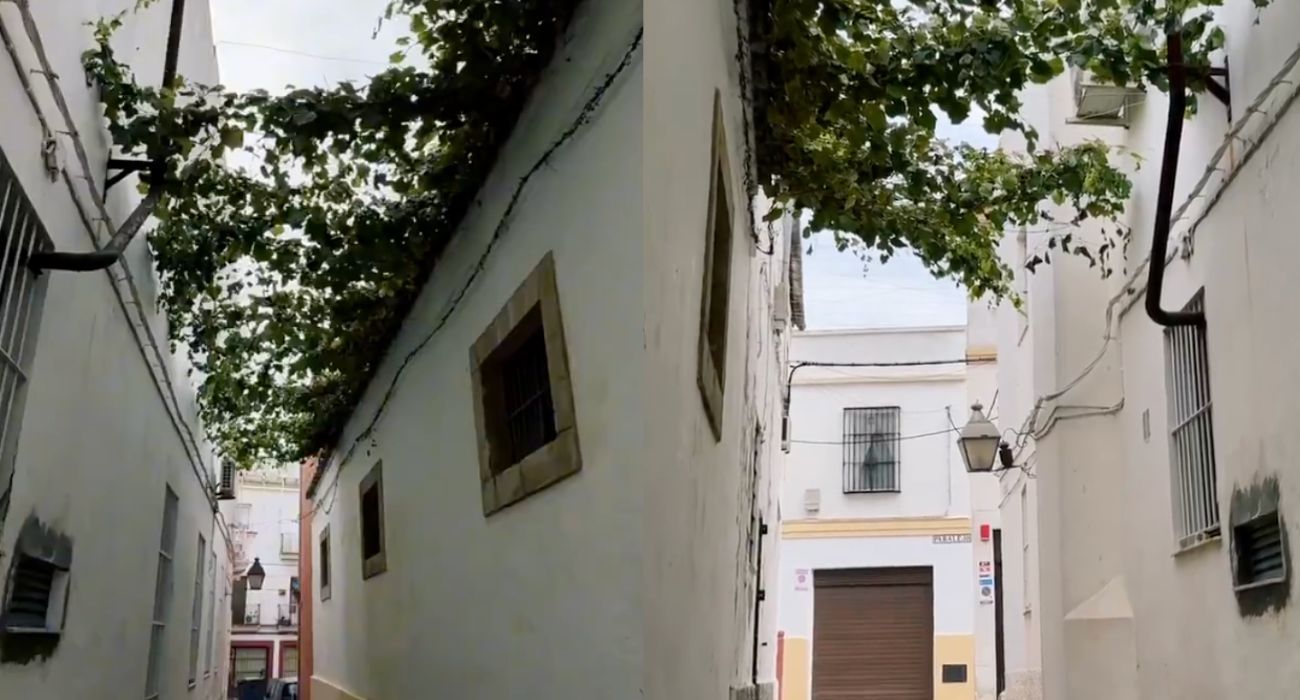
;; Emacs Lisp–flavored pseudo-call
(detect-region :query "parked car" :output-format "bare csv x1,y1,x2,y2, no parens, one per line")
264,678,298,700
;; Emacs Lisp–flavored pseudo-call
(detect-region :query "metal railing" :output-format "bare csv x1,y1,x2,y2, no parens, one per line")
276,603,298,627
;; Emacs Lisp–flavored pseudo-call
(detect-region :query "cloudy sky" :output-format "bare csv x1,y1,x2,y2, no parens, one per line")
208,3,994,330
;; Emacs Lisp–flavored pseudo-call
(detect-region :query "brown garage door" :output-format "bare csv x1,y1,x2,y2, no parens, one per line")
812,567,933,700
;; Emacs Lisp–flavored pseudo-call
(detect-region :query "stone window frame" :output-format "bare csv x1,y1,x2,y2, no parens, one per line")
696,90,735,441
470,251,582,516
357,462,386,580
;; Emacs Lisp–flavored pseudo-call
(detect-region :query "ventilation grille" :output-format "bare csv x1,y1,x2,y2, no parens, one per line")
1236,513,1285,587
6,555,55,629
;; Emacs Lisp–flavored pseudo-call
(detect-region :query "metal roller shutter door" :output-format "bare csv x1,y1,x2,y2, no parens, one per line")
812,566,934,700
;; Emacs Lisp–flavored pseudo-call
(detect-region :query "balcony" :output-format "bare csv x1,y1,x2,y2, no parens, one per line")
277,603,299,628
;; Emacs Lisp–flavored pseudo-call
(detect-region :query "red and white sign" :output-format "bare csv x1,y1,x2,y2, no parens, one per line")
794,568,810,591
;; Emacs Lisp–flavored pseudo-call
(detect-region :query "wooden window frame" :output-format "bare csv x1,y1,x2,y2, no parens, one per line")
470,252,582,516
358,462,386,580
696,91,735,440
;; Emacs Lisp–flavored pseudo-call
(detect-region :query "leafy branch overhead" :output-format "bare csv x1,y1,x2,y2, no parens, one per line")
757,0,1267,297
83,0,1264,467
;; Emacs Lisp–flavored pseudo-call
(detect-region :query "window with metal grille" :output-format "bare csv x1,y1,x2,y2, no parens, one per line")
1164,293,1219,548
231,646,268,683
145,487,179,700
842,407,901,493
499,312,556,467
471,252,581,515
1234,512,1286,589
0,147,52,511
358,462,386,579
204,550,215,676
188,534,205,684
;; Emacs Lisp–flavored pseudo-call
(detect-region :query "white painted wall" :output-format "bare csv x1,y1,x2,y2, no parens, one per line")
308,1,793,698
0,1,232,698
785,327,973,521
994,3,1300,699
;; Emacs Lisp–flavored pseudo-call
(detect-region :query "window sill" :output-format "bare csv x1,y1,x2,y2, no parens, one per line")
1233,576,1287,593
1,626,59,636
843,489,901,495
1173,531,1222,557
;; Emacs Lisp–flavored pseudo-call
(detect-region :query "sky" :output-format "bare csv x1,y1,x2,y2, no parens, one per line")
208,2,996,331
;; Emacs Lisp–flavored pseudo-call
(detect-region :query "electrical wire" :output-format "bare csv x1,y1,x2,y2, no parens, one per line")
306,29,644,518
216,40,389,66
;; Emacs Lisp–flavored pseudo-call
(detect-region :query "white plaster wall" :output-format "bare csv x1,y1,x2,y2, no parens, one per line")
308,2,645,699
786,328,973,521
644,0,790,697
0,1,231,698
995,3,1300,698
779,537,977,639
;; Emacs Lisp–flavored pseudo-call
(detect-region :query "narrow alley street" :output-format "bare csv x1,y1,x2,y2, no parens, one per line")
2,1,1299,699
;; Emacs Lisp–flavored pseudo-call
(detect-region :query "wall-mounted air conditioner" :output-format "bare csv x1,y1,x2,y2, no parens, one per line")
1071,66,1143,125
803,488,821,515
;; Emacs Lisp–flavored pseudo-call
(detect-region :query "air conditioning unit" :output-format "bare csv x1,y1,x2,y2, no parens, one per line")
773,279,791,333
803,488,821,515
1071,66,1143,125
217,460,236,500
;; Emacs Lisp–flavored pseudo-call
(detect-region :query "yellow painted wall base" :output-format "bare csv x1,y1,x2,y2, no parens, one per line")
781,636,811,700
778,634,975,700
934,634,976,700
782,516,971,539
312,676,367,700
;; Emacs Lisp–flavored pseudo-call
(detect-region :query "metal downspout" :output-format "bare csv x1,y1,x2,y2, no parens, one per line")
27,0,187,272
1146,31,1207,328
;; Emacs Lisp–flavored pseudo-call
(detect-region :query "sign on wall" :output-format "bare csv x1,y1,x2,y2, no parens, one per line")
794,568,810,592
933,533,972,544
978,560,995,603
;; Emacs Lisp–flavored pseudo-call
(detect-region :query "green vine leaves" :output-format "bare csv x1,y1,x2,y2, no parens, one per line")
85,1,578,466
85,0,1269,467
758,0,1269,299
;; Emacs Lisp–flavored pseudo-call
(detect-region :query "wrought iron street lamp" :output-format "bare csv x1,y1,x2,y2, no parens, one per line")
246,557,266,591
958,402,1008,473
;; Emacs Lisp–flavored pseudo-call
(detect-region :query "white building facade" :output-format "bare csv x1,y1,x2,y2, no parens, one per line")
305,1,795,699
777,323,1000,700
225,467,300,688
993,3,1300,699
0,1,232,699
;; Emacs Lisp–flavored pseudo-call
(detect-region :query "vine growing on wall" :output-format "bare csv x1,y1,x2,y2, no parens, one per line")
84,0,1268,467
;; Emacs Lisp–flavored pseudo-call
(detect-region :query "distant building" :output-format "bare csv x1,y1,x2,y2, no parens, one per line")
777,318,1000,700
0,1,233,699
224,467,300,690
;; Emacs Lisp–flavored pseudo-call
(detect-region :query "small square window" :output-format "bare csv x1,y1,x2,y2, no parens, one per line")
470,252,582,516
318,525,331,601
358,463,386,579
696,91,734,440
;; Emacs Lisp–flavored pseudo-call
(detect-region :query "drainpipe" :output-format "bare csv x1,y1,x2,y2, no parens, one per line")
27,0,187,272
1145,31,1207,328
